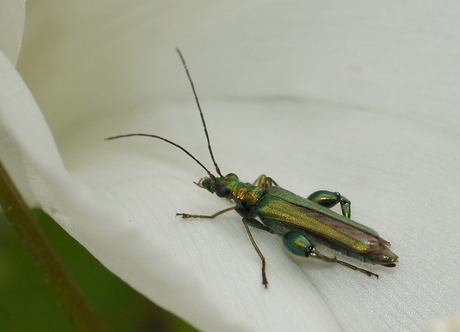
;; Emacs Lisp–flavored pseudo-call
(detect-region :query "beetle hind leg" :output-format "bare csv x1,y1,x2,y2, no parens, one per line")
283,231,378,278
310,249,379,278
307,190,351,218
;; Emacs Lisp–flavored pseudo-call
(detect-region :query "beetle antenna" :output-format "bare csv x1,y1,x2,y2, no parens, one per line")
105,134,216,181
176,48,223,177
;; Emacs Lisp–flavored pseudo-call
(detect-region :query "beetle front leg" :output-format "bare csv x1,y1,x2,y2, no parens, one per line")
307,190,351,218
176,206,236,219
253,174,279,189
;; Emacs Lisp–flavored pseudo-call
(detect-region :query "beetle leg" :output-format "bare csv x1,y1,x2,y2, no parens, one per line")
307,190,351,218
242,218,269,288
176,206,236,219
243,217,275,233
310,248,379,278
283,231,378,277
253,174,279,189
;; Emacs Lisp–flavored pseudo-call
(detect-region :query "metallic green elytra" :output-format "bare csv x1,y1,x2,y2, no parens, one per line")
106,48,398,288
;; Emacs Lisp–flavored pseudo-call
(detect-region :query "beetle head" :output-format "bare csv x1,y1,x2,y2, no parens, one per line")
197,173,239,198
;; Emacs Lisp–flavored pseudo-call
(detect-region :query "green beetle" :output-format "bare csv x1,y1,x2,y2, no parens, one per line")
107,49,398,288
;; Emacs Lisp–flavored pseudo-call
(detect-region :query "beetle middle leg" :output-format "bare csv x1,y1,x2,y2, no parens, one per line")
307,190,351,218
242,218,270,288
241,217,276,288
179,208,272,287
178,209,271,287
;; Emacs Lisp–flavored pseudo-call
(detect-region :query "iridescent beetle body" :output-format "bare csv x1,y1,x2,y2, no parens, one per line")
184,173,397,287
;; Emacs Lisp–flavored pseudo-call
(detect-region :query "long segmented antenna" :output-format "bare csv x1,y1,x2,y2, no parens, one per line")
175,48,223,177
105,133,216,180
106,49,224,181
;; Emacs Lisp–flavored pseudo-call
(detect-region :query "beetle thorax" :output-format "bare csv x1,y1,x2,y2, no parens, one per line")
232,183,264,206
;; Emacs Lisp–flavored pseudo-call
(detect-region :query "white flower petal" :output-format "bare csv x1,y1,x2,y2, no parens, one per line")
0,0,25,64
4,1,460,331
0,51,63,205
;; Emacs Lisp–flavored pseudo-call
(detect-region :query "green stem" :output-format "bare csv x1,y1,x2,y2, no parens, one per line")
0,160,105,332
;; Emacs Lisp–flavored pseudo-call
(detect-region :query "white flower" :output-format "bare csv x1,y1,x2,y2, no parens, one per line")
2,1,460,331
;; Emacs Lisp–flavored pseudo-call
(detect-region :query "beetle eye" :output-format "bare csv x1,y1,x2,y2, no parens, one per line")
216,185,230,197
